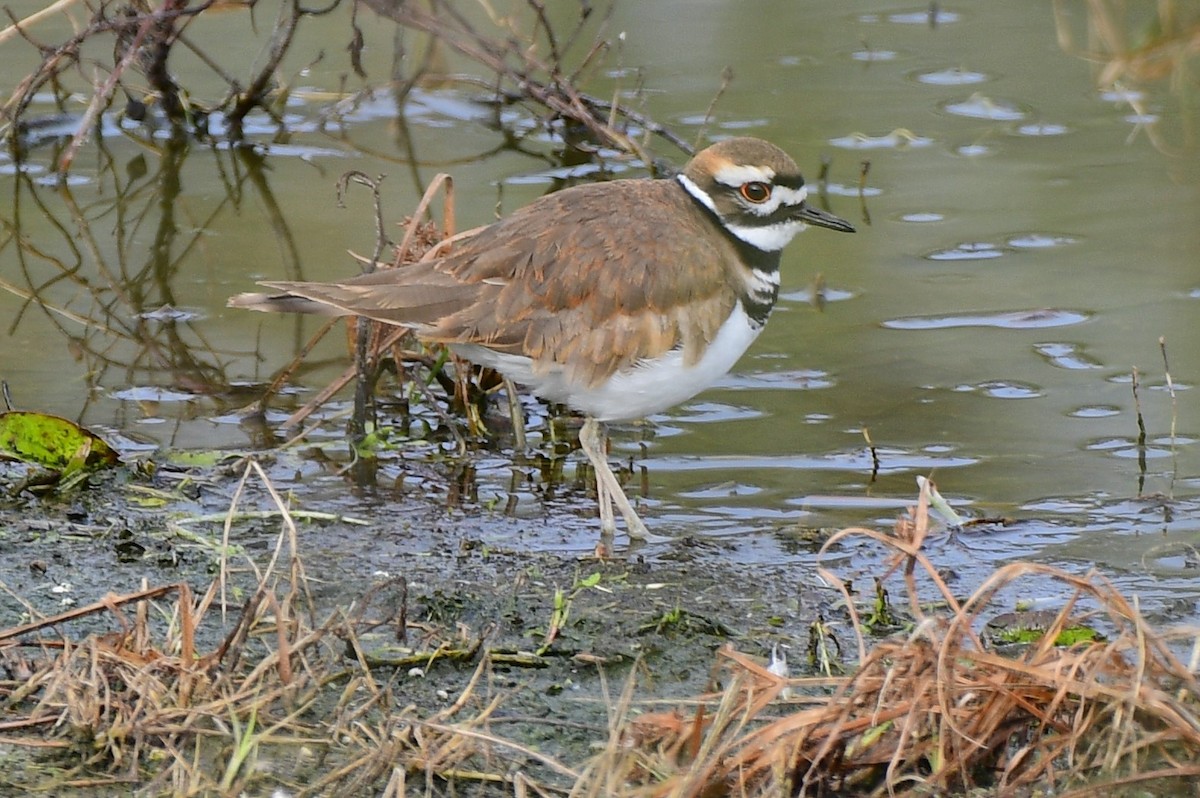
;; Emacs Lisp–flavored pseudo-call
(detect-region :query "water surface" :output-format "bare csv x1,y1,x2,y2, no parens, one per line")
1,2,1198,614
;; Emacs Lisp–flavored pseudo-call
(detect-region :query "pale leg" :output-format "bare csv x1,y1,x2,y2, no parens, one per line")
579,417,651,542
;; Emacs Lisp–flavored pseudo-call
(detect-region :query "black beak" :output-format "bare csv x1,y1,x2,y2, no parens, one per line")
796,202,856,233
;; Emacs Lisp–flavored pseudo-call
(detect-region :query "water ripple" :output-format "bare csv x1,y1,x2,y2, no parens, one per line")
1016,122,1070,137
716,369,834,391
850,48,900,62
719,118,770,130
829,129,934,150
504,163,613,184
912,67,989,86
679,482,765,500
1099,87,1146,103
925,241,1006,260
1069,405,1121,418
942,94,1027,121
1034,342,1102,370
883,309,1090,330
646,449,978,475
956,143,993,156
955,381,1043,399
821,182,884,197
859,8,963,25
672,402,765,424
1085,436,1196,460
1006,232,1078,248
113,386,196,403
1125,113,1159,125
779,286,857,304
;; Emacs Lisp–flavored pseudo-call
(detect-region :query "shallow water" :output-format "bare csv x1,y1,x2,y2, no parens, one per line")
1,3,1199,614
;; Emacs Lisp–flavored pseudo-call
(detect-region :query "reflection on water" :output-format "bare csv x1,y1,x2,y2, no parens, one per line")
882,309,1091,330
1,2,1199,610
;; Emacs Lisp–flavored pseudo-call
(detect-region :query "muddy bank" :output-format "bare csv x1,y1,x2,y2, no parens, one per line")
0,455,851,792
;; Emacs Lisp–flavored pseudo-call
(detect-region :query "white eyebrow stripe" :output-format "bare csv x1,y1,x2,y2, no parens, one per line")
713,163,776,187
676,174,718,213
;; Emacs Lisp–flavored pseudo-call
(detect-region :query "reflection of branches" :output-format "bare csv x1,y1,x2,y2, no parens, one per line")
6,0,691,181
0,134,304,432
1053,0,1199,152
227,0,303,127
1,1,215,163
361,0,694,161
1056,0,1200,87
0,0,346,165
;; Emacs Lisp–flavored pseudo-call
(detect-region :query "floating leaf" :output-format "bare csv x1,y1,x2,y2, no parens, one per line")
0,411,120,475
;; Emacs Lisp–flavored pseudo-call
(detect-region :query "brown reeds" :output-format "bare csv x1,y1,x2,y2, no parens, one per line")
598,481,1200,797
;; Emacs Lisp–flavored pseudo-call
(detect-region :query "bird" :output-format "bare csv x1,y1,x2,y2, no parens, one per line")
229,136,855,544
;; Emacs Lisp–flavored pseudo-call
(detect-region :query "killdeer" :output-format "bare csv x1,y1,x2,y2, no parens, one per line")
230,137,855,543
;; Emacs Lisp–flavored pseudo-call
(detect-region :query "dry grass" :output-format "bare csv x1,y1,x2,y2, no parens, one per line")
3,475,1200,796
0,459,584,796
589,483,1200,797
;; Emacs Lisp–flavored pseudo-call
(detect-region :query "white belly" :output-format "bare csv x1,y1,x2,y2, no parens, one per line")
453,302,763,423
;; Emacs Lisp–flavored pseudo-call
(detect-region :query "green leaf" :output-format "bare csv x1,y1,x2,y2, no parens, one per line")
0,411,120,475
577,571,602,589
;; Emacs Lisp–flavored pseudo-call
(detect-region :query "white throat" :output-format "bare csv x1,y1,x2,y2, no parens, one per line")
722,219,806,251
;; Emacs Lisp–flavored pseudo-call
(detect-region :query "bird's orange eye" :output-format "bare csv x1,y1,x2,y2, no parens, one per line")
740,182,771,203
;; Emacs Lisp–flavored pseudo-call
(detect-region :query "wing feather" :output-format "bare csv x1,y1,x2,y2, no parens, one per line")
262,178,741,387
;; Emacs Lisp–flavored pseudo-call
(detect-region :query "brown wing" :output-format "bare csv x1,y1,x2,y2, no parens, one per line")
262,178,739,387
